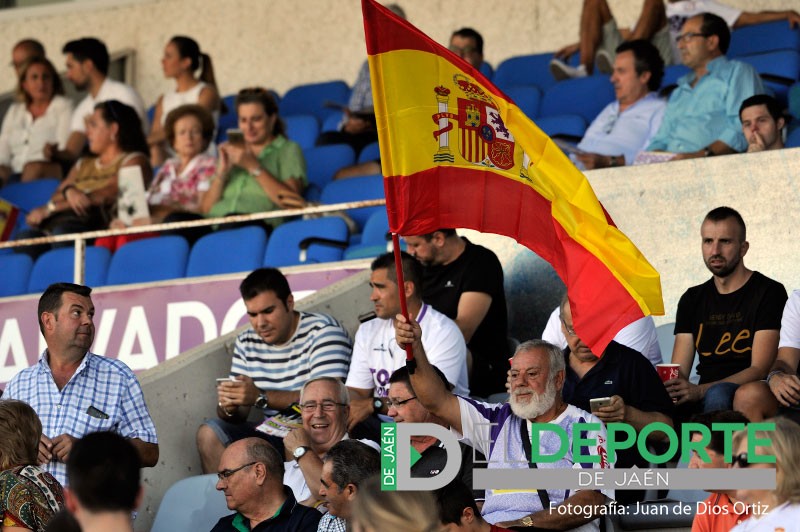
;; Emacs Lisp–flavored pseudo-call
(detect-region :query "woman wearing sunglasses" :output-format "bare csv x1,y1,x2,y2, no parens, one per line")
730,416,800,531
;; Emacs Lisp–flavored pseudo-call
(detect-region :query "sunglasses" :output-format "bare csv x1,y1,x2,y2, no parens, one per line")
731,452,749,468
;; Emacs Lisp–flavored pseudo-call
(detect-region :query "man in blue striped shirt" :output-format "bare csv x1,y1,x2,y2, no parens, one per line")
4,282,158,486
197,268,352,473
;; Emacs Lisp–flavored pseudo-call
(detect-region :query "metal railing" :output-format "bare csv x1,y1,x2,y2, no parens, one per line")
0,198,387,284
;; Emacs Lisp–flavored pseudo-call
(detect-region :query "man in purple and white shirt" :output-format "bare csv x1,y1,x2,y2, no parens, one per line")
345,251,468,432
395,317,612,531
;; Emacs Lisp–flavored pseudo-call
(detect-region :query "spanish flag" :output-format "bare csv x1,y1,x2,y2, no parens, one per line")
362,0,664,355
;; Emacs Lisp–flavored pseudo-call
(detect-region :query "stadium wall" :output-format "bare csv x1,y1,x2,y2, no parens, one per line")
0,0,792,104
135,148,800,529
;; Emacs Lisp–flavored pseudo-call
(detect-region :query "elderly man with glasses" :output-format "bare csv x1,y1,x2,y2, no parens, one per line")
212,437,321,531
282,377,379,508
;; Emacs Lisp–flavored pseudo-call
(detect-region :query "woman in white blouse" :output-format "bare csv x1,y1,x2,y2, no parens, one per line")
147,35,221,167
0,56,73,184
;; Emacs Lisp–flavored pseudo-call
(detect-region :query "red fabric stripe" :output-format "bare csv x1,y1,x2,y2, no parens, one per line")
384,168,645,353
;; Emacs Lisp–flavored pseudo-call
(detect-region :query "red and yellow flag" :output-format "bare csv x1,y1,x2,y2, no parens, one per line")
362,0,664,355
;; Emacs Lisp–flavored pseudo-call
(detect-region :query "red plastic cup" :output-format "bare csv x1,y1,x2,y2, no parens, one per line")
656,363,680,383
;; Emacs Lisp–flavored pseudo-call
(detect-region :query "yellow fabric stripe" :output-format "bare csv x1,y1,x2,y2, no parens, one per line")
369,48,664,315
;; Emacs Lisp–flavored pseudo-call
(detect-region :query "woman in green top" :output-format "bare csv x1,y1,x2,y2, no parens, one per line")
201,87,307,229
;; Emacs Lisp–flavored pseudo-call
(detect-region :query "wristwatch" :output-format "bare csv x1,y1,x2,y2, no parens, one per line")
293,446,311,462
254,392,269,409
248,166,262,177
519,515,534,527
373,397,384,413
703,147,714,157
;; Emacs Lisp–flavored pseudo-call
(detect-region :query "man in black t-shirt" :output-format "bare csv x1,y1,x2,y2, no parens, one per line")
404,229,509,397
560,298,673,504
669,206,786,413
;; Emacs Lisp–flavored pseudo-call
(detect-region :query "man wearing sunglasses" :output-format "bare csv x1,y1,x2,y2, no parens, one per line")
647,13,764,159
212,437,321,531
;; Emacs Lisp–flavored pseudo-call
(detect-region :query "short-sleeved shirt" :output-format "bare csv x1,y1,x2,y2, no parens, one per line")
542,307,662,366
208,135,306,227
562,341,673,501
231,311,352,414
70,78,148,134
211,486,321,531
0,465,63,532
3,352,158,486
422,238,509,396
147,154,216,212
779,290,800,351
455,398,611,529
692,492,749,532
0,96,73,172
576,92,666,166
647,56,763,153
674,272,787,384
345,303,469,396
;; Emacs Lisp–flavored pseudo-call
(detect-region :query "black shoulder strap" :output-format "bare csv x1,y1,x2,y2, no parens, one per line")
519,419,551,508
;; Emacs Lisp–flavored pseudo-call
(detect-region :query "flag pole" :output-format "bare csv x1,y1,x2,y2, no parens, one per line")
391,232,416,372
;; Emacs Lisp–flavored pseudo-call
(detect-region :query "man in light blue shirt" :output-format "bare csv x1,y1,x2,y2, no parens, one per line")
647,12,764,158
574,40,667,169
4,283,158,486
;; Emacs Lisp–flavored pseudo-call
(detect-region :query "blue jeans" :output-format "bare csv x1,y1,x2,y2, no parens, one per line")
702,382,740,412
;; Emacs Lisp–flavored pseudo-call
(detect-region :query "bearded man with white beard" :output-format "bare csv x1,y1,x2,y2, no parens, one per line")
395,316,612,531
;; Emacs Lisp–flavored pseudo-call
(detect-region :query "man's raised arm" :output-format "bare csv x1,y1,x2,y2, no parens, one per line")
395,314,462,434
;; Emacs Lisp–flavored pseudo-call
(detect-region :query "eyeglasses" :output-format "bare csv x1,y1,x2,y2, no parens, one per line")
561,318,577,337
217,461,257,481
300,401,347,412
731,452,749,468
386,396,417,408
675,32,709,44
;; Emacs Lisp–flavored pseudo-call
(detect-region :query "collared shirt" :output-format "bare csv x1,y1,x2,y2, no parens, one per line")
317,513,347,532
70,78,148,134
4,351,158,486
576,92,666,166
211,486,322,531
0,96,73,172
647,56,763,153
207,135,306,227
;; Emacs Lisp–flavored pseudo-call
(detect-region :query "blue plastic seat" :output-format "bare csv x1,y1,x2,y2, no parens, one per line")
284,114,320,151
303,144,356,201
661,64,691,89
186,226,268,278
787,127,800,148
534,115,588,140
0,253,33,297
540,76,616,123
280,80,351,123
151,474,230,532
357,141,381,165
738,50,800,106
504,85,542,120
0,179,61,235
215,94,238,144
494,53,559,92
321,111,344,133
27,246,111,293
344,210,392,260
264,217,349,267
320,174,385,230
729,20,800,58
106,236,189,286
